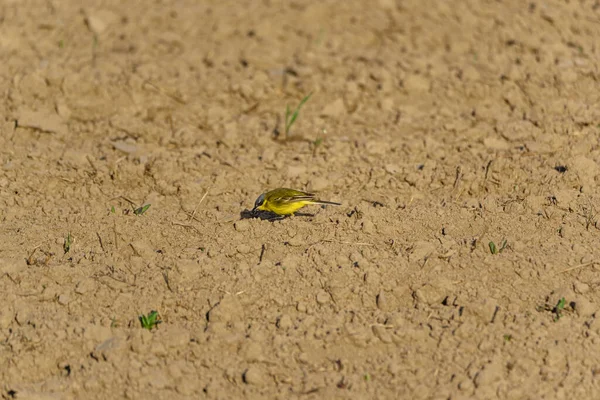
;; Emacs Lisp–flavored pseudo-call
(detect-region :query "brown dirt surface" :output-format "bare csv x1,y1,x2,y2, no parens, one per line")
2,0,600,399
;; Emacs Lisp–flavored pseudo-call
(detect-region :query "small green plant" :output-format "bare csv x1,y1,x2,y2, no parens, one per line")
503,334,512,342
58,39,65,49
139,310,161,330
64,232,72,254
364,373,371,382
111,206,116,214
312,128,326,156
553,297,566,321
285,93,312,137
489,239,507,254
133,204,151,215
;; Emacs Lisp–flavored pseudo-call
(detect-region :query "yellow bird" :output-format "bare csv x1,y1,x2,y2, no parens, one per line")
252,188,341,216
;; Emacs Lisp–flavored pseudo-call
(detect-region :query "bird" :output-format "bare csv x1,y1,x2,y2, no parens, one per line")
252,188,341,216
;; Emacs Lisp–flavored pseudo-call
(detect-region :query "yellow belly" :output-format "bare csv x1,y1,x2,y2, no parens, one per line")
263,200,310,215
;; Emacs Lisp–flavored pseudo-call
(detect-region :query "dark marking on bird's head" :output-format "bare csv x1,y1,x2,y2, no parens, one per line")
253,193,266,211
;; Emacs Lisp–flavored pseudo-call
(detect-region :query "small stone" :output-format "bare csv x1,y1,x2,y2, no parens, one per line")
15,310,32,326
75,278,97,295
17,109,67,134
387,363,401,376
483,137,510,151
236,244,252,254
208,294,244,323
408,241,436,263
241,341,264,362
379,97,394,112
129,240,155,259
146,369,169,389
372,325,393,343
458,379,474,391
464,298,498,324
385,164,400,174
413,284,447,306
277,314,293,330
297,302,307,313
316,291,330,305
95,336,122,352
297,352,309,364
362,220,375,234
243,366,267,386
321,98,346,118
376,291,389,311
234,220,250,232
0,309,12,329
58,293,70,305
573,281,590,294
573,296,596,318
474,360,503,387
111,140,138,154
85,9,117,35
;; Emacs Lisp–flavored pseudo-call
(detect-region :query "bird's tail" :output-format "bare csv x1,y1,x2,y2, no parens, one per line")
311,199,341,206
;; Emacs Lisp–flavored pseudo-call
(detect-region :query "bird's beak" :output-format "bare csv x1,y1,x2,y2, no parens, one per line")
252,206,258,212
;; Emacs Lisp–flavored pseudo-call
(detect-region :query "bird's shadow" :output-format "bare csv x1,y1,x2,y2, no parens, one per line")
240,209,315,221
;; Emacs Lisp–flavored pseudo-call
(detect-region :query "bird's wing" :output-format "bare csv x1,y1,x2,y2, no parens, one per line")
275,189,315,203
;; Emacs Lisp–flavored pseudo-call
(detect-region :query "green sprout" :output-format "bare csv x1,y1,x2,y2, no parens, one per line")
64,232,72,254
553,297,566,321
312,128,326,156
133,204,151,215
503,334,512,342
58,39,65,49
489,239,507,254
111,206,116,214
139,310,161,330
285,93,312,137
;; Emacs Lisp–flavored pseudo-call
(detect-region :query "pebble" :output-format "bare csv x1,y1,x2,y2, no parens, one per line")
0,309,12,329
361,220,375,234
18,109,67,135
15,310,32,326
234,220,250,232
277,314,293,330
75,278,97,295
573,281,590,294
57,293,70,305
95,336,122,352
316,291,330,305
208,294,245,323
321,98,346,118
236,244,252,254
243,366,267,386
376,291,390,311
372,325,393,343
242,341,264,362
458,379,475,391
474,360,503,387
573,296,596,318
297,301,307,313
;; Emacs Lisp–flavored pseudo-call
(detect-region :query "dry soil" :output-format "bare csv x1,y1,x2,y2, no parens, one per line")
2,0,600,399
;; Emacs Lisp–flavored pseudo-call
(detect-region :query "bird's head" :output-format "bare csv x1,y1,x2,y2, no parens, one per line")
252,193,266,212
